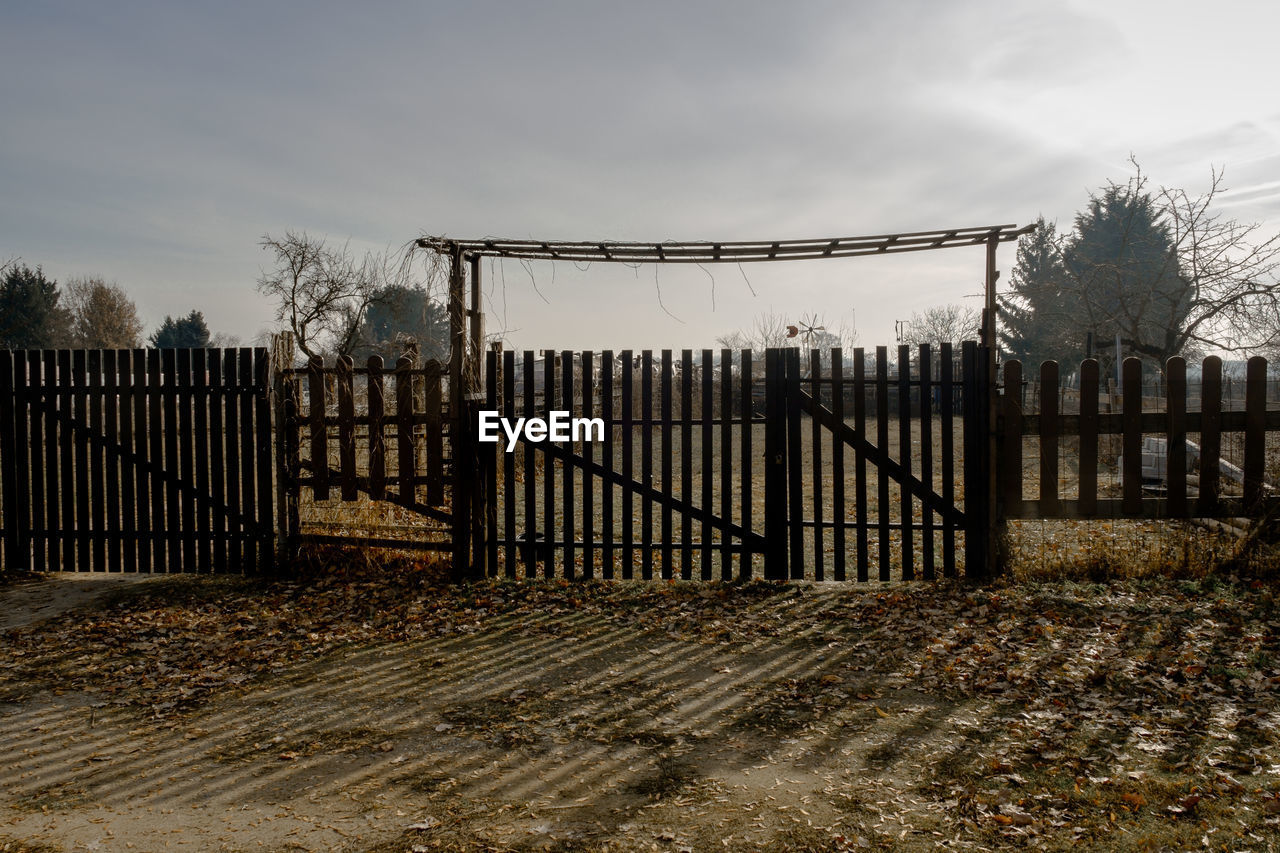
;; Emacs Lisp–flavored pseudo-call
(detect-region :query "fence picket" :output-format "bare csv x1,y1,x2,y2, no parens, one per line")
177,349,196,570
740,350,753,581
192,349,210,571
919,344,934,580
1122,358,1142,515
581,350,594,577
1199,356,1222,515
601,350,615,579
830,349,845,581
28,353,47,571
1167,357,1187,517
104,350,122,572
700,349,713,579
810,350,824,581
875,347,890,581
1040,360,1060,516
680,350,693,579
501,351,516,575
1079,359,1099,516
208,352,226,570
940,343,955,578
660,350,672,579
1244,357,1267,512
562,350,576,577
368,356,386,501
898,345,913,580
854,348,869,581
523,351,538,577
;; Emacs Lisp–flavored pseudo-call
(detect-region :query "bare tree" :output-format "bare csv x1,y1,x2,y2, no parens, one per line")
900,304,982,347
1155,166,1280,356
64,276,143,348
257,231,381,360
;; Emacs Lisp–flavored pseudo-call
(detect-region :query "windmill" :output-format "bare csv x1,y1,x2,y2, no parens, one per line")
785,313,827,345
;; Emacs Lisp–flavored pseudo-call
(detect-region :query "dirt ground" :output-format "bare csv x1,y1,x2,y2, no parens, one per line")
2,565,1280,852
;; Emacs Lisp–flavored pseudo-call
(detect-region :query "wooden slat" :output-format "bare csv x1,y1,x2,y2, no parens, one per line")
700,349,713,579
918,344,934,580
520,351,537,576
562,350,575,577
640,350,653,580
0,351,17,568
763,350,787,580
27,353,46,571
1078,359,1099,516
581,350,595,577
43,351,61,571
1244,356,1267,512
660,350,673,578
307,356,328,501
1122,358,1142,515
177,349,196,570
59,350,77,568
103,350,121,572
740,350,753,581
1199,356,1222,515
424,361,444,506
1001,360,1023,512
854,348,869,581
88,350,106,571
875,346,890,581
207,352,226,571
485,350,498,577
830,349,845,581
960,342,979,578
191,350,209,571
337,356,357,501
601,350,615,579
810,350,824,581
543,351,556,579
1166,357,1187,517
897,345,913,580
502,351,516,575
238,350,258,568
787,349,803,580
940,343,955,578
253,348,273,570
680,349,693,579
368,356,386,500
223,349,242,569
395,356,416,507
1040,361,1060,516
621,350,634,579
720,348,733,581
73,350,91,571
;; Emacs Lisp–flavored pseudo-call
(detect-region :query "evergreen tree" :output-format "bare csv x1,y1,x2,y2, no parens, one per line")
1062,180,1190,369
0,264,69,349
350,284,448,362
1000,218,1075,367
150,310,212,348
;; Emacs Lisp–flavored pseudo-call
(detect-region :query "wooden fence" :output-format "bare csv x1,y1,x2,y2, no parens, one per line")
1001,355,1277,520
0,348,274,572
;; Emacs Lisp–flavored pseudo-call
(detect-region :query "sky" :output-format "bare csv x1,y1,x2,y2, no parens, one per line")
3,0,1279,353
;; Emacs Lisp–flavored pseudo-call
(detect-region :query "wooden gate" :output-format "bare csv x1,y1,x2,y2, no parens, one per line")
773,343,983,581
0,348,274,572
478,344,984,581
276,354,453,552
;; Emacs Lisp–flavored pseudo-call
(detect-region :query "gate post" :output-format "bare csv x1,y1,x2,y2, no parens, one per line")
763,349,788,579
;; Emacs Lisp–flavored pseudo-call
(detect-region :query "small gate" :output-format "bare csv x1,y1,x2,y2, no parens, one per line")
276,353,453,551
479,344,985,581
771,343,983,581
